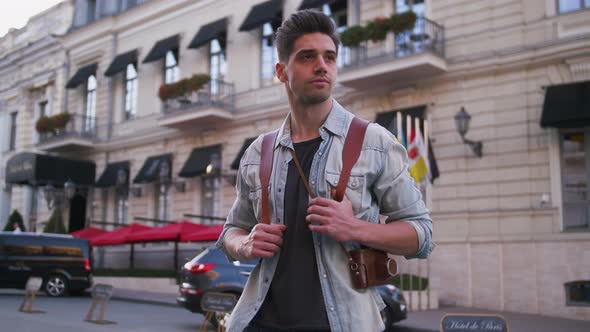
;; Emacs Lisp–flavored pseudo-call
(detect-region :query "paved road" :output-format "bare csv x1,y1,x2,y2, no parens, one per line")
0,293,210,332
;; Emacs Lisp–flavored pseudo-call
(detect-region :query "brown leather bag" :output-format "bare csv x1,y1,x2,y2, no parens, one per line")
259,117,397,289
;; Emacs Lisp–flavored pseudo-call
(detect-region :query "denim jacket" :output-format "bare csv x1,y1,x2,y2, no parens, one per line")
216,100,434,332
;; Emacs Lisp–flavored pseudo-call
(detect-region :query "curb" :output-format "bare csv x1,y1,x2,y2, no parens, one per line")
110,294,179,308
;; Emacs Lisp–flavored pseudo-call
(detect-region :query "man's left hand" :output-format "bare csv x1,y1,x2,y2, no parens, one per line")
306,193,362,242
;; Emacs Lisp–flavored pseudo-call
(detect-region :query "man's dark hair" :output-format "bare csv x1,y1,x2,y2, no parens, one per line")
275,9,340,63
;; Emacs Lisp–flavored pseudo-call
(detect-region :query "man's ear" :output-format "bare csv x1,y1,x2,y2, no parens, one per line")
276,62,288,83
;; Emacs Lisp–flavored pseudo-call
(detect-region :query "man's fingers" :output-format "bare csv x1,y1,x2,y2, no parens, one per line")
252,231,283,246
309,197,334,207
307,204,332,217
306,213,330,225
253,241,280,253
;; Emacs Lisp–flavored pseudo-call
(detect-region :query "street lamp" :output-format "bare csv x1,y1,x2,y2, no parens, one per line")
454,107,483,158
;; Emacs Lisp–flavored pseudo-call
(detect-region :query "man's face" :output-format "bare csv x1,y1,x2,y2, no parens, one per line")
277,33,338,105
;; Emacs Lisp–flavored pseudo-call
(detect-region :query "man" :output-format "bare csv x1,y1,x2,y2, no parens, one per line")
217,10,434,332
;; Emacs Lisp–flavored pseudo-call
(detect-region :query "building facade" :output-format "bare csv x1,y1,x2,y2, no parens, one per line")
0,1,74,232
2,0,589,320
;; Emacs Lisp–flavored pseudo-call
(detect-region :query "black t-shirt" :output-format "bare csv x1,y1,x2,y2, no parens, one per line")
253,137,330,331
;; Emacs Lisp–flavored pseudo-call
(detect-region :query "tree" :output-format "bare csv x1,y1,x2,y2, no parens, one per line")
43,208,66,234
3,209,26,232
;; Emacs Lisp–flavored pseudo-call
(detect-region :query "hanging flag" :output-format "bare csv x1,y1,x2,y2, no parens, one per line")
408,126,429,184
428,139,440,184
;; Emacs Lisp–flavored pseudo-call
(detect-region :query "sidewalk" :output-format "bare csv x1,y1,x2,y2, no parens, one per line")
109,289,590,332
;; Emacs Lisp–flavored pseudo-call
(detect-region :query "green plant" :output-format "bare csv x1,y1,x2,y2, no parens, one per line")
158,74,212,101
35,116,52,134
94,268,180,284
43,209,66,234
389,11,417,34
365,17,390,42
51,113,71,129
340,25,367,47
3,209,26,232
390,273,429,291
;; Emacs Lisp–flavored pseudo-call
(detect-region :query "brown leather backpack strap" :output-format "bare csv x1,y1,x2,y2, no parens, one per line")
259,130,278,224
334,117,370,202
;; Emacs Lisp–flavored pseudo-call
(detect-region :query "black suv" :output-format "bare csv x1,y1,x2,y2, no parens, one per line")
0,232,93,297
177,247,407,330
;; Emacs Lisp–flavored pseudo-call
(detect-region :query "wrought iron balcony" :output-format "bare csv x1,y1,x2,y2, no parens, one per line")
158,79,235,129
338,17,447,89
36,113,98,152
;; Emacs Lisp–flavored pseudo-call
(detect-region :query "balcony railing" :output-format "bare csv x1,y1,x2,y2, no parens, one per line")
37,113,98,150
161,79,234,115
343,17,445,68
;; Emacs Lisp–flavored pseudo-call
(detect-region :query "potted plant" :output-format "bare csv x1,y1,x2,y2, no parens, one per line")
389,11,417,34
3,209,26,232
51,113,71,131
365,17,390,42
35,116,52,134
340,25,367,47
158,74,211,102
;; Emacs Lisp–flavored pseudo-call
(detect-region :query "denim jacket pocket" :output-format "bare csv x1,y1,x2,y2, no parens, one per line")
325,171,365,212
248,188,262,221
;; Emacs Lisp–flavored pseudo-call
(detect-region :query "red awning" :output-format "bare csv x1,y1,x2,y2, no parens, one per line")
126,220,209,243
70,227,107,241
180,224,224,242
91,223,153,246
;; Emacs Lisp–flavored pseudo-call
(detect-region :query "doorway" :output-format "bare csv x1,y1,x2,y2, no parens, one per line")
68,194,87,233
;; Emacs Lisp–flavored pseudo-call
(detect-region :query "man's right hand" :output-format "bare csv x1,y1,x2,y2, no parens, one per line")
229,224,286,260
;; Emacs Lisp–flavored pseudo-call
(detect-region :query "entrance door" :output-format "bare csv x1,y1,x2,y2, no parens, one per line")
68,194,87,233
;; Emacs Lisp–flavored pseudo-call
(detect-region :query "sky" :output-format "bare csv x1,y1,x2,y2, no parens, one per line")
0,1,64,37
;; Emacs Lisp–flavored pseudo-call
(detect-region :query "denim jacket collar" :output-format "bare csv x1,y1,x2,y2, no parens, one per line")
274,99,349,150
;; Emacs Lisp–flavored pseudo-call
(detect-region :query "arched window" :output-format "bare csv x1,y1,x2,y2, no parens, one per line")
85,75,97,133
164,50,179,84
210,39,227,96
124,63,138,119
261,22,279,87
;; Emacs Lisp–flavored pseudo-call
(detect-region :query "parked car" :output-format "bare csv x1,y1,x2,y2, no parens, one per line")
177,246,407,330
0,232,93,297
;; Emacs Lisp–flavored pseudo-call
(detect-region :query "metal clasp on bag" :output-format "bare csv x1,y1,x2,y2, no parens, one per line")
386,258,397,277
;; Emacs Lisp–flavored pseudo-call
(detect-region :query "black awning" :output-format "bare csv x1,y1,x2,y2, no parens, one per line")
375,105,426,136
298,0,332,10
239,0,283,32
231,138,256,170
179,145,222,178
104,50,138,77
95,161,130,188
142,35,179,63
541,80,590,128
6,152,96,186
188,18,227,49
66,63,97,89
133,154,172,184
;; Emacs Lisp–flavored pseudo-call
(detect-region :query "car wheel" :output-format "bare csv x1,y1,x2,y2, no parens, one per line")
44,274,68,297
380,308,393,332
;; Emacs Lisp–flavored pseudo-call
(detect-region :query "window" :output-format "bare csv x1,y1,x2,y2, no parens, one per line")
395,0,425,15
558,0,590,13
115,190,129,225
164,49,180,84
155,183,169,222
210,39,227,96
9,112,17,151
561,130,590,231
85,75,97,133
87,0,97,22
261,22,279,87
565,281,590,306
322,2,350,68
39,101,48,118
201,176,220,225
124,63,138,120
